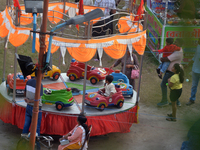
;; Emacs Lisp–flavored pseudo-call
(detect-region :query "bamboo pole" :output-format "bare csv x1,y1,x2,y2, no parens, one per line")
29,0,49,149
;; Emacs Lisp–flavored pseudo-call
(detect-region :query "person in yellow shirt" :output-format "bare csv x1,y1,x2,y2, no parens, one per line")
166,63,184,121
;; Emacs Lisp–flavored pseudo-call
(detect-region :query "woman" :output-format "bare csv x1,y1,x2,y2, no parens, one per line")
110,50,139,90
58,114,89,150
166,63,184,122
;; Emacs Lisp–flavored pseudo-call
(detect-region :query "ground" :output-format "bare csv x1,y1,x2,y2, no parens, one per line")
0,91,199,150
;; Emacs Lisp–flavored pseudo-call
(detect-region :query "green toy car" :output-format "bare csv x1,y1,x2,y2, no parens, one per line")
42,88,74,111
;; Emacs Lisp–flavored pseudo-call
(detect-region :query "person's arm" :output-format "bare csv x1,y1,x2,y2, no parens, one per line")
24,98,34,103
110,58,122,69
109,92,115,98
168,76,176,88
68,127,83,142
160,57,170,62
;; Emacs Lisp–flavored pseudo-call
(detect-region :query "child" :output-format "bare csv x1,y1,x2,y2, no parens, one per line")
99,75,116,102
153,38,181,79
166,63,184,122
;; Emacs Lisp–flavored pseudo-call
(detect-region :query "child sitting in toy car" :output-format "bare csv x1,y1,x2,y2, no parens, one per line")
99,75,117,102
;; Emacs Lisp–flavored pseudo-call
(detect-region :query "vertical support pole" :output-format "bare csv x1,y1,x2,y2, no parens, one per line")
123,48,127,74
29,1,49,150
136,11,147,104
13,7,19,102
2,37,7,82
63,0,66,17
81,22,91,114
129,0,134,13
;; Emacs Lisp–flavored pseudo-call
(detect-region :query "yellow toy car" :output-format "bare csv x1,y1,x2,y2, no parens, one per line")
31,65,61,80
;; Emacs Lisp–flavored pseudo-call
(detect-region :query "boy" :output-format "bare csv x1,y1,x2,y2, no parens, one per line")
153,38,180,79
99,75,116,102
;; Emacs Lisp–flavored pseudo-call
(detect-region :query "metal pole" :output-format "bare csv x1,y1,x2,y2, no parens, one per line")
63,0,66,17
123,48,127,74
81,22,91,114
29,0,49,149
136,11,147,104
2,37,7,82
12,7,19,102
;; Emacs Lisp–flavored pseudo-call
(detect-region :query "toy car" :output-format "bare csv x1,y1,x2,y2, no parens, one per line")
31,65,61,80
84,87,124,111
110,70,133,97
41,88,74,111
67,59,114,85
6,73,31,96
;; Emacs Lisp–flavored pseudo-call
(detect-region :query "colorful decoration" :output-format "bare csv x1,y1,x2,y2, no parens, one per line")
67,59,113,85
85,87,124,111
6,73,31,96
42,88,74,111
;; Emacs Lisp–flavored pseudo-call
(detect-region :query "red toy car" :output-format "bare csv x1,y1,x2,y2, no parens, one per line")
67,59,113,85
84,87,124,111
6,73,31,96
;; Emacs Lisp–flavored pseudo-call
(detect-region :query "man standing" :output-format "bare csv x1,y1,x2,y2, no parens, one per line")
92,0,116,60
21,71,43,136
92,0,116,36
157,38,183,107
186,38,200,106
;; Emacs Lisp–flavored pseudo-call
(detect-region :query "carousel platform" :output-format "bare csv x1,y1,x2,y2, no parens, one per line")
0,73,138,136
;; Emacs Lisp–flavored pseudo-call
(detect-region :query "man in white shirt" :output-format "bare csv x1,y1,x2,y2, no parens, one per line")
157,38,183,107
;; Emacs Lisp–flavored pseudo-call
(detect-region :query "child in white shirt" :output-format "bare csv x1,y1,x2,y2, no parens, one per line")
99,75,116,99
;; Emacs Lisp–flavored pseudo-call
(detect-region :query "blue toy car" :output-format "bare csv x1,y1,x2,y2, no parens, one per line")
110,71,133,97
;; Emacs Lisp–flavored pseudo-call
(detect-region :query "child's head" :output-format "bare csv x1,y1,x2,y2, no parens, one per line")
172,63,184,83
105,75,114,84
166,38,174,45
174,38,183,47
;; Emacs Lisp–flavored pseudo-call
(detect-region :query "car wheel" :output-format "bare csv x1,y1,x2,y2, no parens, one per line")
52,73,60,81
90,77,98,85
130,93,133,97
98,103,105,111
56,102,64,111
69,74,76,81
116,100,124,108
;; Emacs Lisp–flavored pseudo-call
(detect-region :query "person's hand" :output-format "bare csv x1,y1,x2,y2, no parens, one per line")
24,98,30,103
152,50,156,52
110,64,114,69
59,137,64,142
126,64,132,68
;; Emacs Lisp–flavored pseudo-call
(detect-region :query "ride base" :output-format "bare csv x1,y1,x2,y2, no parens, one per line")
0,73,138,136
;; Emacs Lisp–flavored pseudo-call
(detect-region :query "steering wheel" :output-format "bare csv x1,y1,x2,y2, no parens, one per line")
117,79,124,83
90,66,95,70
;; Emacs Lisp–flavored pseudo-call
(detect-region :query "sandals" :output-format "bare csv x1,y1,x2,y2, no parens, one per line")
167,114,173,117
166,117,176,122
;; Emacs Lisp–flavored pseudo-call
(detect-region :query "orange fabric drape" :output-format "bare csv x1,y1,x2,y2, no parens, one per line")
104,40,127,59
20,13,33,25
35,35,59,53
9,27,31,47
0,24,9,38
48,5,66,24
132,34,146,55
0,12,3,25
67,43,97,62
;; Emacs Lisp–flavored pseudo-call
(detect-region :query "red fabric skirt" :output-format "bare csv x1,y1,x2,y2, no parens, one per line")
0,93,138,136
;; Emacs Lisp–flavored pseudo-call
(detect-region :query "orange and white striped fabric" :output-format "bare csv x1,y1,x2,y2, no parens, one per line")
0,5,146,64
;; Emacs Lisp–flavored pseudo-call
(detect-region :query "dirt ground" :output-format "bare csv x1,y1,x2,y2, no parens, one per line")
0,99,199,150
